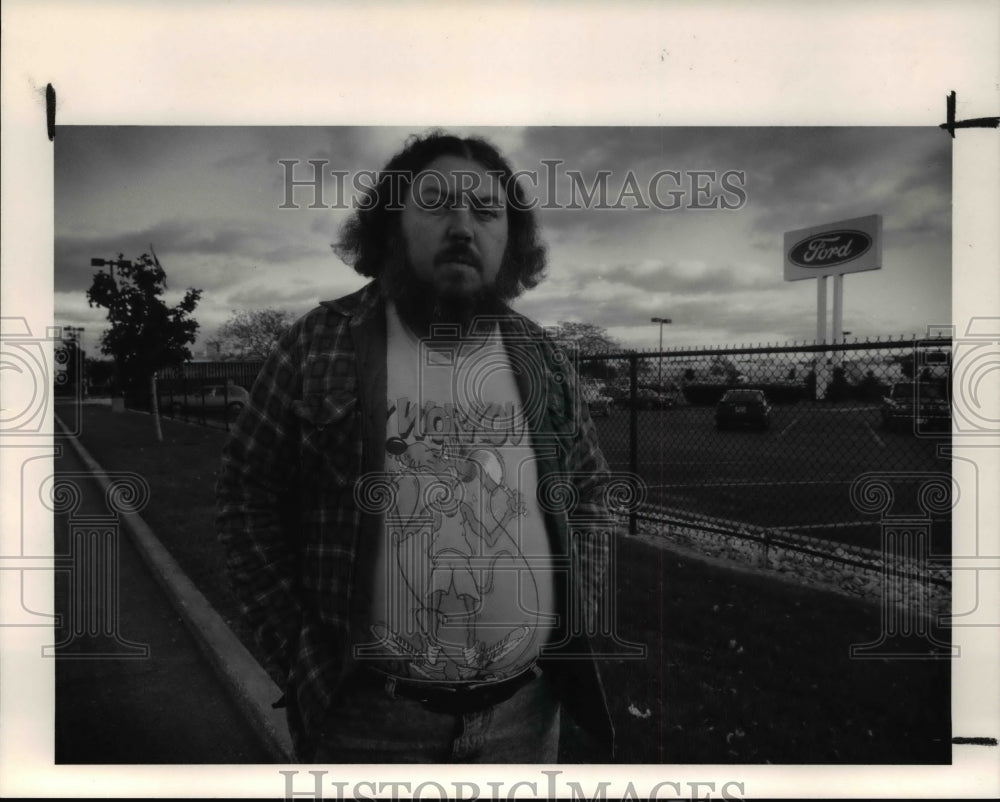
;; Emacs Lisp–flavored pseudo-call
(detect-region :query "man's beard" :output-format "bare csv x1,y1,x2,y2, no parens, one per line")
381,239,512,340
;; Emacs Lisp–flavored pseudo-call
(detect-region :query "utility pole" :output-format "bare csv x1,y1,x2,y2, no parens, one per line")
651,316,672,393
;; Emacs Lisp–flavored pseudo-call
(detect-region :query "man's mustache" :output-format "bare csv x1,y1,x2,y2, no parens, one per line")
435,245,482,271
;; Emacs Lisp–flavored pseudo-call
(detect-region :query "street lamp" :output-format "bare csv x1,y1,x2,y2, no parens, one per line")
62,325,85,343
61,326,86,395
91,256,131,291
651,316,672,391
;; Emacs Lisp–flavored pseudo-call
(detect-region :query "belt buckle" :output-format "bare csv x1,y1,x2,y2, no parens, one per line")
384,664,539,710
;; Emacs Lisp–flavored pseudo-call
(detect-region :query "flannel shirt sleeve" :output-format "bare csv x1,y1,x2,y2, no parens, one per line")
216,328,305,686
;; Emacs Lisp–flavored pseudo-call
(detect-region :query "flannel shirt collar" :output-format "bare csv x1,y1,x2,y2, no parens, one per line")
317,278,571,449
320,280,385,325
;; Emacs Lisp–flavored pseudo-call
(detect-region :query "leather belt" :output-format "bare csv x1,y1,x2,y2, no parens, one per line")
363,665,542,715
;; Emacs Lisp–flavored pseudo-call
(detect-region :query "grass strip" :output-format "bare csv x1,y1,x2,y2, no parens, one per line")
71,403,951,764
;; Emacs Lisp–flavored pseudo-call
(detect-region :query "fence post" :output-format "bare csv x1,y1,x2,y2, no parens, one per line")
150,371,162,442
629,353,638,536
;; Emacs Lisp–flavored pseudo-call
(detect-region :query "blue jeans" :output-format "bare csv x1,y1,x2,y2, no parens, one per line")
310,669,561,763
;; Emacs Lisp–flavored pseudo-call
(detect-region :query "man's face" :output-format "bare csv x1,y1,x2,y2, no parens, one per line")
399,155,509,301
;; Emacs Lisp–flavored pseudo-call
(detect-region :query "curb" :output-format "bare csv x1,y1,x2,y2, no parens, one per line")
633,504,949,618
56,414,295,762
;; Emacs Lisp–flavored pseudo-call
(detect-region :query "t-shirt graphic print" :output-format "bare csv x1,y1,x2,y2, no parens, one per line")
365,303,557,684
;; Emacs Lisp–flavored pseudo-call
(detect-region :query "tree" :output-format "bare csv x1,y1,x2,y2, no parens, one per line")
214,308,294,360
551,321,621,354
85,357,116,395
87,248,202,436
551,321,623,381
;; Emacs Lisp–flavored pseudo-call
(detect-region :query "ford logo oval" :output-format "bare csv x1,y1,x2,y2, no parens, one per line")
789,230,873,268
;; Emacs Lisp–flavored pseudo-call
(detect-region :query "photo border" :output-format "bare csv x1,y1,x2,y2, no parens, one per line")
2,1,997,798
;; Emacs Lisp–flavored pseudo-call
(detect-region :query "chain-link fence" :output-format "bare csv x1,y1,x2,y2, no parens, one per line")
141,339,952,603
579,336,952,602
153,361,264,431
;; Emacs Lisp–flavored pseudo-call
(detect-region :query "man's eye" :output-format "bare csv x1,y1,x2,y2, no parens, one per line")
474,206,502,219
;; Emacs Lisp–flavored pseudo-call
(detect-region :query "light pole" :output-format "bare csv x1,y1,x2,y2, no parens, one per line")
651,316,672,391
62,326,86,393
90,256,131,287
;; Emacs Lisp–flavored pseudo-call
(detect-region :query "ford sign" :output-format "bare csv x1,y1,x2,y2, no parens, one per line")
783,214,881,281
788,230,873,268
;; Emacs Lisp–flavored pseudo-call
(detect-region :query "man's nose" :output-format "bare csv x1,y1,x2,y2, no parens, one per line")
446,206,473,240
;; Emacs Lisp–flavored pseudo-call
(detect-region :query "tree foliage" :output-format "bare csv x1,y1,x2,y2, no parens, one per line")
213,308,294,360
551,321,622,354
550,321,624,381
85,358,116,392
86,250,202,397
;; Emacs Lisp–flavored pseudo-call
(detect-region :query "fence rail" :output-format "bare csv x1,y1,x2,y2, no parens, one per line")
132,337,953,602
578,335,951,607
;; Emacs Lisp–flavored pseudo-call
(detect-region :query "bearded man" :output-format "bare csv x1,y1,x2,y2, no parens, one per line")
217,131,618,763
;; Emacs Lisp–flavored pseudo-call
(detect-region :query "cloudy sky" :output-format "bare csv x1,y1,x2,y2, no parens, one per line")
54,126,951,357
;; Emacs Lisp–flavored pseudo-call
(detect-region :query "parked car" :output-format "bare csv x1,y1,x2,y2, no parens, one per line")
715,388,771,431
581,381,614,417
634,387,677,410
605,380,682,410
161,384,249,419
606,379,632,406
658,382,684,407
880,381,950,432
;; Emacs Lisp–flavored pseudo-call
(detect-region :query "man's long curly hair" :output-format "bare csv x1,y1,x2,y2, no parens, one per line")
333,131,547,300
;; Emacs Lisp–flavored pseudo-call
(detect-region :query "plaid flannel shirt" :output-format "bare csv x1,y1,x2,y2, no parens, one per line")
217,281,616,758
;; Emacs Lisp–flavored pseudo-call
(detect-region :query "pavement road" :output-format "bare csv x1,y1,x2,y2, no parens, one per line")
53,437,274,764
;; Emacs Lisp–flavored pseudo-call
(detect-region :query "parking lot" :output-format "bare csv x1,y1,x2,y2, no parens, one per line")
592,400,952,553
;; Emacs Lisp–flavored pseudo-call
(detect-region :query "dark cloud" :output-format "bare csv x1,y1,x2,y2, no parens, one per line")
600,261,776,295
518,127,722,175
221,275,364,312
512,128,950,249
54,126,951,352
516,287,821,347
55,220,329,293
744,128,951,237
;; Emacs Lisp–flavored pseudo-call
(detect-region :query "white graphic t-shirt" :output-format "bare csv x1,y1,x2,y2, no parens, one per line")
363,302,557,683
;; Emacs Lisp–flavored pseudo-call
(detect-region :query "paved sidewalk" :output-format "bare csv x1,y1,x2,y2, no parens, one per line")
53,436,277,764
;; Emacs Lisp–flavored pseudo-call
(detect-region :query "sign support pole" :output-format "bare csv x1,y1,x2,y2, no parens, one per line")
832,273,844,344
816,275,827,344
786,215,881,401
832,273,845,374
815,275,829,399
